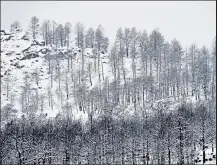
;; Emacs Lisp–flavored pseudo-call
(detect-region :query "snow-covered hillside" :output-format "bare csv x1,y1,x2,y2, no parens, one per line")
1,28,216,165
1,29,213,122
1,30,116,123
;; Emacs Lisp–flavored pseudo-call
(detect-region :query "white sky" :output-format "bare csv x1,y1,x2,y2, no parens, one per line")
1,1,216,47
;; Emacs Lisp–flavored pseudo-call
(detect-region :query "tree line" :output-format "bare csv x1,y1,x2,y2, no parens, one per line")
10,17,109,50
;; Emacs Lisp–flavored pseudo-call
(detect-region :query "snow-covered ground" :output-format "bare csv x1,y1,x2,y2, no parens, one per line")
0,29,211,124
1,30,112,123
196,148,216,164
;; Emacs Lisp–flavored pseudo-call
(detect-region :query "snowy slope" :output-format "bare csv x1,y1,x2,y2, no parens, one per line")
1,30,71,120
1,30,112,123
1,29,208,125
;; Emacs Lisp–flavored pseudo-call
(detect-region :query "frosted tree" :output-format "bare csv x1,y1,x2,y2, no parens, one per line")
196,46,210,100
51,21,58,47
29,16,39,39
56,24,64,47
123,28,131,58
74,22,85,48
41,20,52,45
149,29,165,100
115,28,125,103
64,22,72,47
188,44,199,100
138,30,148,76
170,39,184,100
85,28,95,48
10,21,21,32
196,104,210,164
211,37,216,101
130,27,138,111
95,25,108,97
1,104,18,124
162,42,171,98
95,25,109,52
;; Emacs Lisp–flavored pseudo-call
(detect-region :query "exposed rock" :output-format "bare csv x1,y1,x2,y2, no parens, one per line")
21,35,29,41
31,40,41,46
17,65,24,69
20,53,39,60
4,35,13,41
13,62,18,67
22,46,31,54
0,30,11,35
5,51,14,56
39,48,51,54
40,41,45,46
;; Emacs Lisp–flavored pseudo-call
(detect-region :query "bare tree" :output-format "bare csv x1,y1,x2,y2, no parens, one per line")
74,22,85,48
56,24,64,47
41,20,52,45
123,28,131,58
64,22,72,47
10,21,21,32
29,16,39,39
85,28,95,48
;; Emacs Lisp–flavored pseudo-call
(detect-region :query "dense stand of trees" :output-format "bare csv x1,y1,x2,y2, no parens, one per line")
1,18,216,164
1,103,216,164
